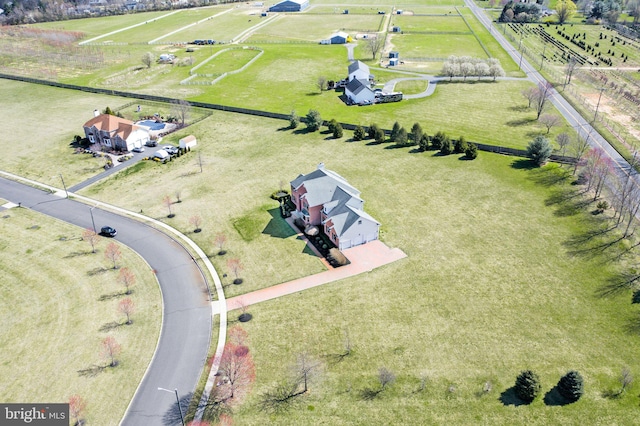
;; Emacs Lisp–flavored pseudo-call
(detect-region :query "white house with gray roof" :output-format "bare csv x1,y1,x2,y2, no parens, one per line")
290,163,380,250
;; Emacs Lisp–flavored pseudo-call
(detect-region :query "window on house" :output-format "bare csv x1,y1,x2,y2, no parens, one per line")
104,138,111,146
88,135,95,143
358,219,362,225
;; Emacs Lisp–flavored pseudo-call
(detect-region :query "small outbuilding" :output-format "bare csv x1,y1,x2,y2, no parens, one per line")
392,26,401,33
179,135,197,150
389,51,399,58
329,31,348,44
268,0,308,12
389,58,399,66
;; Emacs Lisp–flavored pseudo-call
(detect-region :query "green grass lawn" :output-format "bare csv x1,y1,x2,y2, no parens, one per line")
247,14,384,43
195,47,262,75
0,79,134,187
72,108,640,424
390,15,471,33
0,208,161,424
31,10,170,39
389,33,489,58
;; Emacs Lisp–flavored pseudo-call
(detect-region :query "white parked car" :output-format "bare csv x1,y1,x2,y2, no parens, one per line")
132,146,145,153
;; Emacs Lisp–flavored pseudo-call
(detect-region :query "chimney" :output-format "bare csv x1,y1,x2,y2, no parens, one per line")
94,109,99,117
317,162,325,170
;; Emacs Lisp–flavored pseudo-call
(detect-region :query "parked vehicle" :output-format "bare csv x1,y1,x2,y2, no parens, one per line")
132,146,145,153
100,226,117,237
163,145,178,155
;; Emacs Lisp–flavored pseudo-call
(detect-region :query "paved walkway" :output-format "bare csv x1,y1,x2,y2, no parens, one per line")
220,238,406,313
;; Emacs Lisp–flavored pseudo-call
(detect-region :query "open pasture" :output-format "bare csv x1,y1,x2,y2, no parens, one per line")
93,8,231,44
31,10,170,39
390,14,471,33
193,47,262,75
247,13,384,43
389,33,489,58
167,7,267,43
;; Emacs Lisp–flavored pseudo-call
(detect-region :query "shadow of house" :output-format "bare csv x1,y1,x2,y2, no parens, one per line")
262,208,297,239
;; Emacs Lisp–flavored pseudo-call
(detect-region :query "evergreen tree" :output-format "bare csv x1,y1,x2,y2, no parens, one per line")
353,126,366,141
396,128,408,145
465,142,478,160
514,370,541,403
418,134,430,151
527,135,553,166
557,371,584,402
431,131,447,150
305,110,323,132
368,123,380,139
333,122,343,139
374,127,385,144
390,121,401,142
327,119,338,134
440,137,453,155
454,136,468,154
289,111,300,129
410,123,423,146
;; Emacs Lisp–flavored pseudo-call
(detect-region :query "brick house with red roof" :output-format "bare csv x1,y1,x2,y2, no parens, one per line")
83,113,150,152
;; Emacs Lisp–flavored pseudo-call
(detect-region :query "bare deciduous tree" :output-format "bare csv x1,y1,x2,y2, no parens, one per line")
104,242,121,270
378,367,396,391
217,341,256,402
366,36,383,60
227,258,244,283
215,233,227,255
522,86,538,108
170,99,191,127
316,76,327,92
118,297,136,324
142,52,154,69
82,228,100,253
569,132,590,175
538,114,562,134
564,57,578,86
69,394,87,426
190,215,202,232
100,336,121,367
163,195,174,218
118,267,136,294
556,132,571,158
618,367,633,395
533,82,554,119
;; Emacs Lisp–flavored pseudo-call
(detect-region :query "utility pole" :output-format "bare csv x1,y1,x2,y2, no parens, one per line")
594,87,605,122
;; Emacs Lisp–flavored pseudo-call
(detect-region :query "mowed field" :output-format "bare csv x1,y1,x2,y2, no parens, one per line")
0,208,161,425
72,109,640,424
10,0,561,152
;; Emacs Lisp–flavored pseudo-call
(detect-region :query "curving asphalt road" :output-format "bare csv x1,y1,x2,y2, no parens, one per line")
0,175,212,425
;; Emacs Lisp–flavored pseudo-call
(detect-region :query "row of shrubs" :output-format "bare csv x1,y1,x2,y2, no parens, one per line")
515,370,584,404
291,111,478,160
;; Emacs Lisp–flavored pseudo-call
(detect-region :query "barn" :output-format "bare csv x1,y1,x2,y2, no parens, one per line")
329,31,348,44
268,0,308,12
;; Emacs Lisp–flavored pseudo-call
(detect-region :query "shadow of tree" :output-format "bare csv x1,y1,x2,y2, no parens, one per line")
65,251,93,258
77,364,106,377
99,320,124,332
322,351,351,366
499,387,528,406
360,387,381,400
507,118,537,127
544,386,572,406
87,267,110,276
384,144,411,150
162,391,193,426
262,208,296,239
623,314,640,334
511,159,536,170
98,291,127,302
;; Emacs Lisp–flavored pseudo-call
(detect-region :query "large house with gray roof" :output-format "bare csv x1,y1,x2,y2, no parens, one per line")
345,60,376,105
290,163,380,250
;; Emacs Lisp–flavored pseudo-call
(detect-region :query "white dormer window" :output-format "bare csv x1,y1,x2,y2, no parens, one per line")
103,138,111,147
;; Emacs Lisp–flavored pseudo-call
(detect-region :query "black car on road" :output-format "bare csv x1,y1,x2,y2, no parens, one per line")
100,226,117,237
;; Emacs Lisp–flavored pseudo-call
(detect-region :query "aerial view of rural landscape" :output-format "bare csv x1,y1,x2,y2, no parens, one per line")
1,0,640,424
